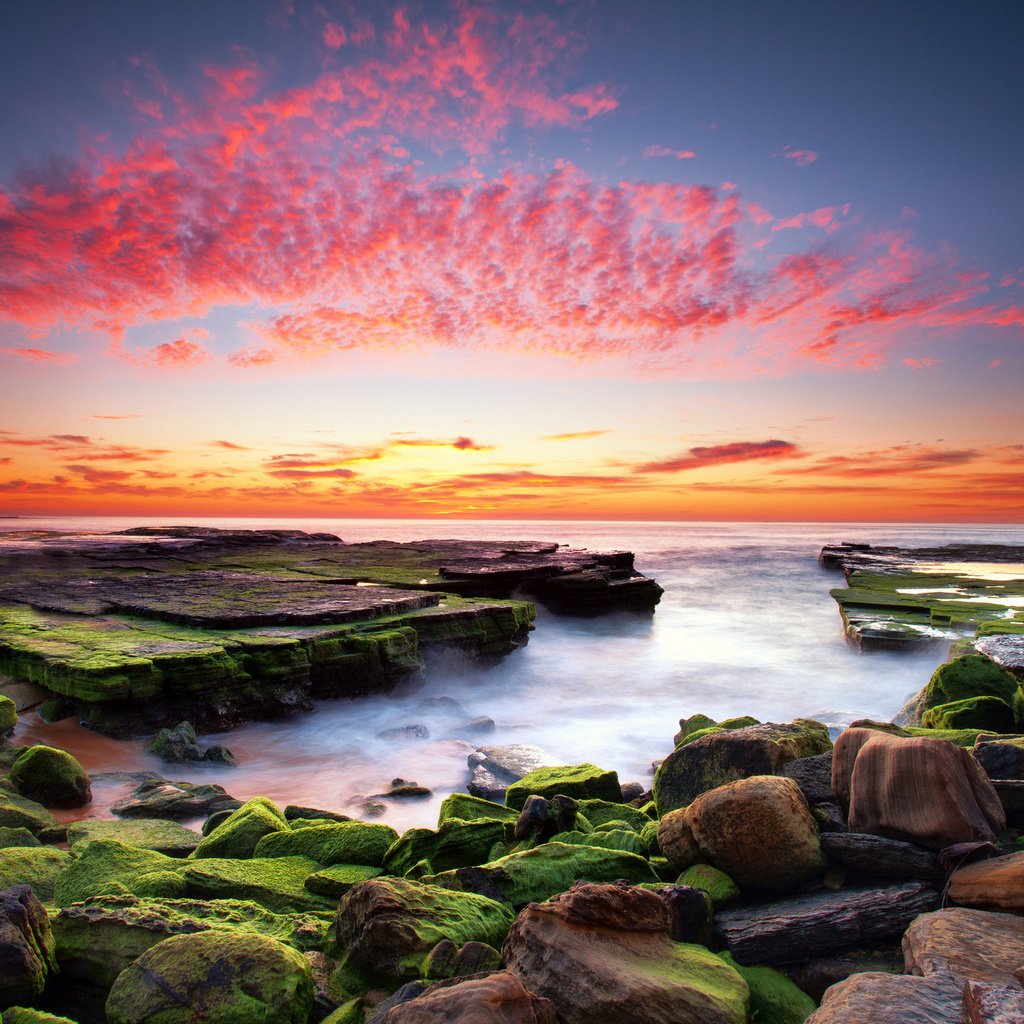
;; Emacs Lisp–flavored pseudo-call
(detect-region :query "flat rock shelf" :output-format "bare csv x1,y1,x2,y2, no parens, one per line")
0,527,662,736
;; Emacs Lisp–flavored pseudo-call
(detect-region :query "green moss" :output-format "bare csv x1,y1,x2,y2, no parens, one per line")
383,819,511,877
0,846,72,902
925,654,1019,711
922,695,1016,732
53,839,180,908
0,791,56,833
576,798,651,832
674,713,718,746
549,828,648,857
304,863,383,898
181,855,332,914
676,863,741,908
436,793,519,825
129,870,189,899
718,952,817,1023
321,1000,364,1024
255,820,398,867
0,826,41,848
192,796,288,859
65,818,200,855
640,819,661,855
424,841,658,906
1,1009,79,1024
0,694,18,733
504,763,621,811
9,745,91,809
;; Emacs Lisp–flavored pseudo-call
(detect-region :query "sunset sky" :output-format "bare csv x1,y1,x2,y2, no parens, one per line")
1,1,1021,521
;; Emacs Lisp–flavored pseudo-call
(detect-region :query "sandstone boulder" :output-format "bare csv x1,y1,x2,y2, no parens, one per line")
380,971,557,1023
686,776,825,892
0,885,57,1007
963,980,1024,1024
504,882,749,1024
948,850,1024,912
803,971,961,1024
833,728,1005,849
657,808,701,873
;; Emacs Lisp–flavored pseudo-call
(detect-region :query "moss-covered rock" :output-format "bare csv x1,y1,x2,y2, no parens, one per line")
436,793,519,825
382,818,511,877
181,855,332,914
575,798,651,832
676,863,741,908
65,818,201,856
191,796,288,859
0,694,18,734
504,763,621,811
53,839,179,907
0,847,73,902
327,876,514,986
673,712,718,746
254,820,397,867
717,951,817,1023
304,863,383,899
921,695,1016,732
1,1009,79,1024
9,746,91,809
0,826,41,848
105,929,314,1024
0,791,55,834
918,654,1020,724
550,828,648,857
424,841,658,906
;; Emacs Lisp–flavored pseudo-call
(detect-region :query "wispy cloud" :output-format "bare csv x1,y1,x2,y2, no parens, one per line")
778,145,819,166
643,145,696,160
634,439,800,474
542,430,611,442
1,347,77,365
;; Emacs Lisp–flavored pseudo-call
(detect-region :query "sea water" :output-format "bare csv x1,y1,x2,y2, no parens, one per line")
6,517,1023,830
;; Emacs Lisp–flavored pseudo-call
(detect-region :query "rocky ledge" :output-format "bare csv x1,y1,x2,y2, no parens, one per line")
0,529,661,736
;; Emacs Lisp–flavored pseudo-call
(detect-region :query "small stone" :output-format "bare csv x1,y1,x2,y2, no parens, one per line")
203,745,238,766
377,725,431,741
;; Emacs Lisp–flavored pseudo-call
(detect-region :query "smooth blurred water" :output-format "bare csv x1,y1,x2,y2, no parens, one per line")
7,517,1023,830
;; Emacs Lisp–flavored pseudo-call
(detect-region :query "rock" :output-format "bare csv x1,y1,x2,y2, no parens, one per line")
466,744,563,802
285,804,351,823
503,881,750,1024
65,818,201,856
105,929,315,1024
903,907,1024,987
0,694,17,733
255,820,398,867
917,654,1020,723
655,884,713,944
9,745,91,808
203,745,237,766
962,980,1024,1024
654,720,833,813
0,847,72,902
379,971,557,1023
383,781,433,798
146,721,204,763
192,795,288,859
0,791,55,833
327,876,514,986
305,863,383,899
376,725,430,741
673,713,718,746
787,948,905,1002
948,850,1024,911
657,808,701,873
449,716,496,738
803,971,962,1024
550,828,647,857
714,882,941,965
422,841,658,906
620,781,646,802
109,777,240,819
467,765,513,801
420,938,502,980
575,798,650,831
922,696,1015,732
53,839,182,907
0,885,57,1006
437,793,518,825
973,738,1024,779
820,833,943,883
1,1008,79,1023
0,826,41,848
685,776,825,893
505,763,621,811
833,727,1006,848
514,794,578,842
383,818,510,877
974,633,1024,677
181,856,333,914
717,951,817,1024
675,864,741,908
781,751,836,804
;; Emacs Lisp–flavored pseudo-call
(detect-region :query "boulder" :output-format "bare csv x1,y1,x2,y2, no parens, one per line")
914,654,1020,723
181,856,332,914
803,971,962,1024
576,798,652,832
105,929,314,1024
922,696,1015,733
717,951,817,1024
787,949,905,1003
422,841,658,906
654,720,832,813
504,763,621,811
65,818,201,856
9,745,91,809
305,863,383,899
379,971,556,1023
819,833,943,883
903,907,1024,987
0,694,18,734
383,819,510,877
948,850,1024,911
514,795,578,843
685,776,825,893
109,777,240,819
0,847,72,902
0,792,55,833
0,827,41,849
675,864,740,908
53,839,181,908
284,804,351,823
504,882,749,1024
657,809,701,873
973,738,1024,779
420,937,502,980
962,980,1024,1024
255,820,398,867
146,721,204,763
781,752,836,805
673,712,718,746
192,796,289,859
551,828,647,857
327,877,513,986
1,1009,79,1023
0,885,57,1006
436,793,518,825
833,728,1005,848
466,745,561,802
654,884,713,944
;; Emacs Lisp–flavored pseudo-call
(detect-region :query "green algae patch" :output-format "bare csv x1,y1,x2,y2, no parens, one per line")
0,694,18,733
382,818,511,877
505,763,621,811
718,951,817,1023
65,818,200,856
53,839,181,908
10,746,91,809
436,792,518,825
640,819,661,855
917,654,1021,724
254,820,397,867
304,863,383,899
181,855,333,914
192,796,288,859
676,863,741,908
1,1009,79,1024
576,798,652,832
921,695,1016,732
549,828,648,857
424,841,658,906
0,846,71,902
105,929,314,1024
0,791,55,834
0,826,41,848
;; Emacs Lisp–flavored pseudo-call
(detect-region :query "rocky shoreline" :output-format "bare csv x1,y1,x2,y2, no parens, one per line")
0,538,1022,1023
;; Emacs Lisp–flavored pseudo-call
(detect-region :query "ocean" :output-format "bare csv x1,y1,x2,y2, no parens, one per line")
6,516,1023,830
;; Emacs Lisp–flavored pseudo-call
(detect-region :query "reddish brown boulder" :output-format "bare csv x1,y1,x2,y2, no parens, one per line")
686,776,825,892
657,808,701,873
503,882,749,1024
804,971,962,1023
833,728,1005,849
963,980,1024,1024
948,851,1024,912
381,972,557,1023
903,908,1024,988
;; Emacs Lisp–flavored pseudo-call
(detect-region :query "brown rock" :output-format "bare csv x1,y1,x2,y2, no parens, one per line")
903,908,1024,988
381,972,557,1023
804,971,962,1023
833,728,1005,849
948,850,1024,912
963,980,1024,1024
686,776,825,892
0,885,57,1006
503,882,749,1024
657,809,701,873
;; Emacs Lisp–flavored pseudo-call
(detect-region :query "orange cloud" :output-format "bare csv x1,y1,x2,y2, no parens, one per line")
542,430,611,442
1,347,77,364
635,439,800,474
788,445,979,477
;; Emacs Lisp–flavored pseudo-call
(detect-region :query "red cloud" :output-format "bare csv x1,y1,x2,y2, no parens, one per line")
635,440,799,474
789,446,979,477
207,439,251,450
148,338,209,367
1,347,77,364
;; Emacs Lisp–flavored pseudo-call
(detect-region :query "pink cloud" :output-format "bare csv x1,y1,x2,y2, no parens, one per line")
634,440,800,474
779,146,819,166
902,357,936,369
643,145,696,160
323,22,348,49
1,346,77,364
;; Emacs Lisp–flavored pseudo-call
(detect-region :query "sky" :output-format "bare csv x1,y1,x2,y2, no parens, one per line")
0,0,1021,522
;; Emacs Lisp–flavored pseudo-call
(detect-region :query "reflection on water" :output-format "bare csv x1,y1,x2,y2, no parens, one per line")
9,518,1024,830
